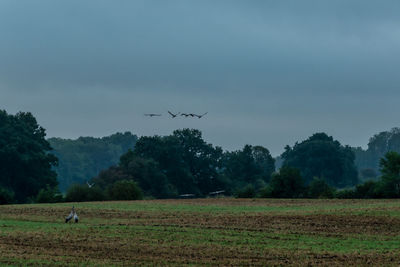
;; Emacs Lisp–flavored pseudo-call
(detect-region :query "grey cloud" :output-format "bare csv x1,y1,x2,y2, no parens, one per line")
1,1,400,155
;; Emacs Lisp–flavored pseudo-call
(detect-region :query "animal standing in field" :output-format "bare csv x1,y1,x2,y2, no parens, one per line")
65,206,78,223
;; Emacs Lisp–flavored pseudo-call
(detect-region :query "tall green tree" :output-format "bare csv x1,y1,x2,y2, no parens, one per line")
379,151,400,197
0,110,58,202
267,166,305,198
223,145,275,191
133,129,224,196
281,133,358,188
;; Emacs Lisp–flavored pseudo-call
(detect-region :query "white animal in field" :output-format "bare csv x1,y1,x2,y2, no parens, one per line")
74,212,79,223
65,206,78,223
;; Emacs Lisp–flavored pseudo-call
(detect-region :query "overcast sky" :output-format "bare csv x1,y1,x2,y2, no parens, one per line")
1,1,400,155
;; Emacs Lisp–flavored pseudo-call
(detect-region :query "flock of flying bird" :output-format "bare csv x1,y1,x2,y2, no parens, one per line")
144,111,208,119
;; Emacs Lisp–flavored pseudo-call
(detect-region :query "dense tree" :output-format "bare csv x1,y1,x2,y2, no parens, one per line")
119,151,174,198
65,184,106,202
48,132,137,192
133,129,225,196
108,180,143,200
379,151,400,197
282,133,358,188
0,110,58,202
35,185,64,203
307,177,335,198
222,145,275,191
0,187,15,204
264,166,305,198
235,184,256,198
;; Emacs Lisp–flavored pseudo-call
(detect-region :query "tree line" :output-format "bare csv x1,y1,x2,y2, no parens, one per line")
64,131,362,201
1,109,400,204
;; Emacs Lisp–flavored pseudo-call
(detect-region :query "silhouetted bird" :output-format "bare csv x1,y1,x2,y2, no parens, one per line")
144,113,162,117
181,113,190,117
168,111,180,118
194,112,208,118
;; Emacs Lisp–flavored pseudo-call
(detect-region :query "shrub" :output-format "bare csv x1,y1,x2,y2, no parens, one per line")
108,180,143,200
354,180,381,198
268,166,305,198
65,184,107,202
0,187,15,204
335,188,356,199
65,184,89,202
235,184,256,198
35,185,64,203
307,177,335,198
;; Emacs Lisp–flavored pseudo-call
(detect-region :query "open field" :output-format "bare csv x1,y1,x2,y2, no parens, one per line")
1,199,400,266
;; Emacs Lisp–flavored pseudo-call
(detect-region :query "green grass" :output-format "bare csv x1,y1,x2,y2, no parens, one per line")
2,199,400,266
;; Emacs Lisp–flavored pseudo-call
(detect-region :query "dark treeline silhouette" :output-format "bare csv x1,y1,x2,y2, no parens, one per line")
66,130,400,201
2,108,400,204
66,131,361,201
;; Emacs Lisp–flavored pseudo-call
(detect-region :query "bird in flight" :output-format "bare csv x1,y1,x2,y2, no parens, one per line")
194,112,208,118
144,113,162,117
181,113,190,117
168,111,180,118
87,181,94,188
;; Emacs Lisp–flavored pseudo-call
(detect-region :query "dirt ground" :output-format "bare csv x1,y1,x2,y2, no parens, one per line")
1,199,400,266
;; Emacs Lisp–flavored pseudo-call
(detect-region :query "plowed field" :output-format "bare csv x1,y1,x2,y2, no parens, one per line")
1,199,400,266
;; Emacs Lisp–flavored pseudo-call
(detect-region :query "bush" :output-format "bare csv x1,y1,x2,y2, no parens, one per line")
335,188,356,199
307,177,335,198
35,185,64,203
108,180,143,200
87,186,107,201
0,187,15,204
65,184,107,202
235,184,256,198
268,166,305,198
65,184,89,202
354,180,381,198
